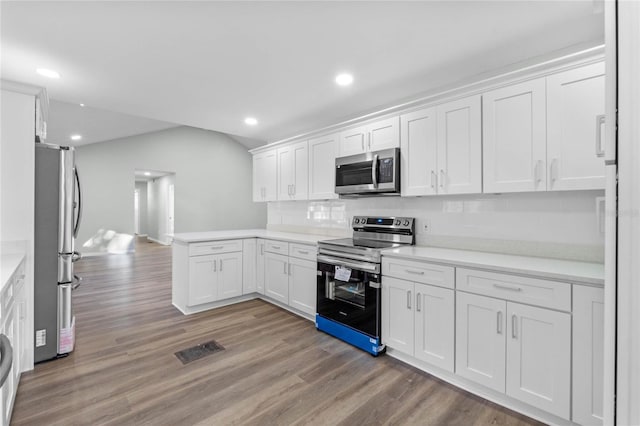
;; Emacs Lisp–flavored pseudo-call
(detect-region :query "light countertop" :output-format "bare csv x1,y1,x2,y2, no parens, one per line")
382,246,604,286
172,229,604,285
172,229,335,245
1,253,25,292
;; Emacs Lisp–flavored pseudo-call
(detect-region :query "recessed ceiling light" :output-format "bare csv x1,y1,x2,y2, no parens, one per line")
335,73,354,86
144,172,151,176
244,117,258,126
79,103,85,107
36,68,60,79
70,134,82,141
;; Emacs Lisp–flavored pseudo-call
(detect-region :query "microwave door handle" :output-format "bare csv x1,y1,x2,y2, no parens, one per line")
372,154,379,188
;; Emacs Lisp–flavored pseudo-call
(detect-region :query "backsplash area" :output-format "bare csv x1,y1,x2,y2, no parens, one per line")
267,191,605,262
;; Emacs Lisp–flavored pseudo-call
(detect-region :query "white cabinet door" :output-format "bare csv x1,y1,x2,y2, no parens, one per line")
455,292,506,393
253,150,277,202
188,255,218,306
256,239,265,295
400,107,438,196
264,252,289,304
381,277,414,356
506,302,571,419
308,133,338,200
483,78,546,193
437,95,482,195
414,283,455,372
242,239,256,294
339,124,368,156
277,145,294,200
218,252,243,299
368,116,400,151
547,62,606,191
288,257,316,316
291,140,309,200
573,286,605,425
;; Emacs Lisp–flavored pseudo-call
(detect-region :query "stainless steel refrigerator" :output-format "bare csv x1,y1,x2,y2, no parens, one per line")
34,143,82,363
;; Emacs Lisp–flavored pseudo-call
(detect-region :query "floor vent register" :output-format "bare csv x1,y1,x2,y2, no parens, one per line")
174,340,225,365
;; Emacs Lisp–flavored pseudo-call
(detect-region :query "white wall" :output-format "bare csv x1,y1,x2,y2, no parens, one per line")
134,181,148,235
268,191,605,262
75,126,266,254
147,174,174,244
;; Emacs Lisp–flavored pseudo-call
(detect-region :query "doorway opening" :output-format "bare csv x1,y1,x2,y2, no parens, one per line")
134,169,176,245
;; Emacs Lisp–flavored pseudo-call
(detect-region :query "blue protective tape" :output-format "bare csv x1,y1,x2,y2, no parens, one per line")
315,314,384,356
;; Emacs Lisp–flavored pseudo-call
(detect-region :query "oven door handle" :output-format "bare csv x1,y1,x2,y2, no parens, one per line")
318,248,377,263
317,254,380,273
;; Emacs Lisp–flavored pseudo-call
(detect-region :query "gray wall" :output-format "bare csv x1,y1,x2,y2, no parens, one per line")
134,181,148,235
76,126,266,254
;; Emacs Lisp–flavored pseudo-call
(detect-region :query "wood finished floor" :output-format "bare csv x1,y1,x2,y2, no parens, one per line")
12,237,543,425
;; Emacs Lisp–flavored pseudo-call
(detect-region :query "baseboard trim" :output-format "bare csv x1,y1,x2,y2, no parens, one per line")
147,237,171,246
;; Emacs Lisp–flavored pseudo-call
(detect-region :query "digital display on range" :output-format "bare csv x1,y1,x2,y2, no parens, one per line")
366,218,394,226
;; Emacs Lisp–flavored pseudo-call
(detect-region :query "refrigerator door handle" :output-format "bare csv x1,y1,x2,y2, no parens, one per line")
71,251,82,262
0,335,13,387
72,275,82,290
73,166,82,238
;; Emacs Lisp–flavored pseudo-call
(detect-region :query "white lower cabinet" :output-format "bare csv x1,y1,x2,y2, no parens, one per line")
573,286,604,425
456,291,571,420
288,257,316,316
242,239,257,294
382,276,455,372
188,251,243,305
256,239,266,294
264,243,317,316
264,252,289,304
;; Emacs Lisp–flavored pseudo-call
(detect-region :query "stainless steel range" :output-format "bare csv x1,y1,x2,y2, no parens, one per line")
315,216,415,356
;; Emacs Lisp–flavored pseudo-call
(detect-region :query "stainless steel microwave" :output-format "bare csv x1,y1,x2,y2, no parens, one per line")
335,148,401,197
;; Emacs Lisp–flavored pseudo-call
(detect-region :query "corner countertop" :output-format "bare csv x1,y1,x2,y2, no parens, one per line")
382,246,604,286
172,229,336,245
1,252,26,292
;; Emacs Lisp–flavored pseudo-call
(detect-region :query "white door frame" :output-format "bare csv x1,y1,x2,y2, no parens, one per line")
166,183,174,244
134,189,140,235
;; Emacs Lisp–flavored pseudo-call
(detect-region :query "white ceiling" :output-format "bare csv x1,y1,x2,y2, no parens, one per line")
1,1,604,147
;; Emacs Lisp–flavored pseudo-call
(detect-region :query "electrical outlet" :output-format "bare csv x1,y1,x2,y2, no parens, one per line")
420,219,431,234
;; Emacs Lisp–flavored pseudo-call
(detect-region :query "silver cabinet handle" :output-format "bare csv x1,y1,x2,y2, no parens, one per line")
361,137,364,152
210,246,224,250
497,311,503,334
439,169,445,189
283,262,287,275
298,250,309,255
407,290,412,310
512,314,517,339
405,269,425,275
416,293,421,312
550,158,559,186
595,114,606,157
260,245,264,256
213,259,217,272
430,170,436,189
493,283,522,292
534,160,543,184
367,132,371,150
272,245,280,250
219,259,223,272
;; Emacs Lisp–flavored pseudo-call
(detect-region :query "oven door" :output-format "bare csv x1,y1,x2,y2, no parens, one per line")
316,255,381,338
335,148,400,195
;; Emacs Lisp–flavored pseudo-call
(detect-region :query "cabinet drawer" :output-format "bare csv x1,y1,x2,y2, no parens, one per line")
289,243,316,261
189,240,242,256
382,257,454,289
456,268,571,311
264,240,289,256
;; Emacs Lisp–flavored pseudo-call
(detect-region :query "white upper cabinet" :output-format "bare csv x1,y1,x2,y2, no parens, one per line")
308,133,338,200
437,95,482,195
483,78,547,193
400,107,438,196
401,95,481,196
546,62,606,190
277,141,308,201
252,149,277,202
339,116,399,156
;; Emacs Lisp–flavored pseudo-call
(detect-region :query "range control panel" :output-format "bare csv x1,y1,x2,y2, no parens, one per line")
352,216,414,230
